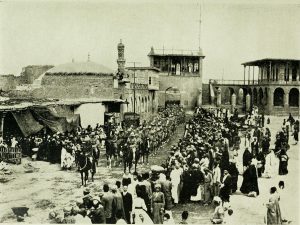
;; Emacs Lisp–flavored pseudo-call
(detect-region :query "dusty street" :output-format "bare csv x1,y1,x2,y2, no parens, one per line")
0,116,299,224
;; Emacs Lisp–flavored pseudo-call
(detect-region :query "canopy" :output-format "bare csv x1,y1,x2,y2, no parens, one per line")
12,110,44,137
32,106,79,133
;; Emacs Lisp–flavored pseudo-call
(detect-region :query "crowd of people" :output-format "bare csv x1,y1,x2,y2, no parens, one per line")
1,104,299,224
0,105,185,173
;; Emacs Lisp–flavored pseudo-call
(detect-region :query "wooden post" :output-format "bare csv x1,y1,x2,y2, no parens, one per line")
253,66,255,84
248,66,250,85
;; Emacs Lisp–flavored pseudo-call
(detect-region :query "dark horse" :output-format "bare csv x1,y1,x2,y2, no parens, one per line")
122,144,140,173
78,152,96,186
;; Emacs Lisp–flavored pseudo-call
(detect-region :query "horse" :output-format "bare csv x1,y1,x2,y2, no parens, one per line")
77,152,95,187
106,138,119,168
122,144,140,173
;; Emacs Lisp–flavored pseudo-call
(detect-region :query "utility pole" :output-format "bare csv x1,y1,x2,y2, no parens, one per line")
128,61,141,119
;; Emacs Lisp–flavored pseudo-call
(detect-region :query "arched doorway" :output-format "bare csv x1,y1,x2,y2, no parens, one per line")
289,88,299,107
273,88,284,106
253,88,258,106
224,87,234,105
165,87,181,107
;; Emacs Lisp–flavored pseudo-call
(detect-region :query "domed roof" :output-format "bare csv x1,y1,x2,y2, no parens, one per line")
45,61,114,75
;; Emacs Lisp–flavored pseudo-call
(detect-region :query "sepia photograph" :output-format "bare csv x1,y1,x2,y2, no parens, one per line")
0,0,299,224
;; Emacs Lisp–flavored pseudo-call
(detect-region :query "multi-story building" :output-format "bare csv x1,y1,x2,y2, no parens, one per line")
242,58,299,115
148,47,205,109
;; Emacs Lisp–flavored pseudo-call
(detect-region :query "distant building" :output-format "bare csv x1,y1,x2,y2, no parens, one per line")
116,40,159,120
242,58,300,115
205,58,300,116
148,47,205,109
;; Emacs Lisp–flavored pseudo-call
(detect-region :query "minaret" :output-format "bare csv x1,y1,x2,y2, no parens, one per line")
117,39,126,75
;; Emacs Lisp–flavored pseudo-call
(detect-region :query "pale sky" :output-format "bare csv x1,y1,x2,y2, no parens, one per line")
0,0,299,81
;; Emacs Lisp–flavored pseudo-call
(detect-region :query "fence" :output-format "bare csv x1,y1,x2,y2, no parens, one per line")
0,146,22,164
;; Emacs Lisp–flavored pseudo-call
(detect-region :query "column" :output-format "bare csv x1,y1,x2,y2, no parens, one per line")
284,90,289,108
267,88,273,114
248,66,250,85
243,66,246,85
231,93,236,112
246,94,251,112
252,66,255,84
269,62,271,82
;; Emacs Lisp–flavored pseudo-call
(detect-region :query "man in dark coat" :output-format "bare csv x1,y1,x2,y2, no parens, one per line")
228,162,239,193
240,161,259,196
251,137,259,157
220,147,230,176
243,147,252,170
219,169,232,203
122,186,132,224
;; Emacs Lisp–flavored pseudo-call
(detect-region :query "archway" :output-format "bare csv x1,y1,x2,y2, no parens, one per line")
289,88,299,107
273,88,284,106
224,87,234,105
253,88,258,106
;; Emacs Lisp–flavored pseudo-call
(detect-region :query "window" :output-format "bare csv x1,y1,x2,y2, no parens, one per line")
149,77,152,85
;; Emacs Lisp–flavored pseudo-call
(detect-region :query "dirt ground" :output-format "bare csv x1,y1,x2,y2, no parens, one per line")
0,115,299,224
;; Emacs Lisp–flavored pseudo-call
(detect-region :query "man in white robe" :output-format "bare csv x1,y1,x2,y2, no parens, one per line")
170,164,182,204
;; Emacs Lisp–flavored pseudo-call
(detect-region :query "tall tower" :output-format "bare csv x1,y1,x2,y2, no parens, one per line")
117,39,126,75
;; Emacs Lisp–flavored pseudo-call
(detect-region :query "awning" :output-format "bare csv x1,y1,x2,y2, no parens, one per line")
32,106,79,133
12,110,44,137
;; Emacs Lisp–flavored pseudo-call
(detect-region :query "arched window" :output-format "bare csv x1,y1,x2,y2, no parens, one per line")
289,88,299,107
273,88,284,106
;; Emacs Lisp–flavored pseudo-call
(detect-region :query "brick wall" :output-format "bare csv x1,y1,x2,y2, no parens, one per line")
39,75,114,99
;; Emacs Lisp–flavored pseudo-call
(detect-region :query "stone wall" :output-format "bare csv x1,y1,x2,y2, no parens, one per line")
0,75,17,91
202,83,210,105
39,75,114,99
19,65,54,84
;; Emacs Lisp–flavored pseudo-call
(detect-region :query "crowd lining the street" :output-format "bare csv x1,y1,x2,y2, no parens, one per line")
1,105,299,224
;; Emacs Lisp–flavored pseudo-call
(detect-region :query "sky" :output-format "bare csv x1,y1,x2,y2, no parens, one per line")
0,0,299,81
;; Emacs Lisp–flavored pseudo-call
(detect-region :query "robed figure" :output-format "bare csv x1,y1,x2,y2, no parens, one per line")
240,163,259,196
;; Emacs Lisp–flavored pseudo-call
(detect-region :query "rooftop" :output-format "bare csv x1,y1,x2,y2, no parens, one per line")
126,66,160,72
148,47,205,57
242,58,300,66
45,61,114,75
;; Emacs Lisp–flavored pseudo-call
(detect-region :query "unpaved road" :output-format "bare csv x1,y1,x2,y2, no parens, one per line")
0,116,299,224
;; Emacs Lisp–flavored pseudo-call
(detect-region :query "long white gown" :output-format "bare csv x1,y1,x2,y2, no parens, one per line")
132,197,153,224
